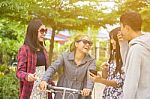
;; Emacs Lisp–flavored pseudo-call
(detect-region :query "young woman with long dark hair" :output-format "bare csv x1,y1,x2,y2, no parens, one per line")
16,18,54,99
89,27,124,99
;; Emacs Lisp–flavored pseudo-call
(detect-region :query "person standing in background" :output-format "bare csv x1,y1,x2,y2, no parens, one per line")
16,18,54,99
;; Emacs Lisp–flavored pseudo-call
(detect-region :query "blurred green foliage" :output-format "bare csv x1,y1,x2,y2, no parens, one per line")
0,19,24,65
0,64,19,99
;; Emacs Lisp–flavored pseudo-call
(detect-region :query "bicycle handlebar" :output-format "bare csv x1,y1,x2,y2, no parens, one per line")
47,85,82,94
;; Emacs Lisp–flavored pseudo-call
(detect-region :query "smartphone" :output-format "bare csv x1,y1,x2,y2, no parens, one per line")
89,69,97,75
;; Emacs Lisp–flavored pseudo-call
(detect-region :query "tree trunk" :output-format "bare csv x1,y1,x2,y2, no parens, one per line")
48,28,56,65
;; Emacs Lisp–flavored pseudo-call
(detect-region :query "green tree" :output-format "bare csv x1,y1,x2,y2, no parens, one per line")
2,0,142,65
28,0,118,64
0,19,24,64
0,0,30,64
117,0,150,32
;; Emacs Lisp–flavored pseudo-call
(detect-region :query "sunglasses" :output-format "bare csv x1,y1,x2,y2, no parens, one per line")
76,39,93,46
39,28,47,34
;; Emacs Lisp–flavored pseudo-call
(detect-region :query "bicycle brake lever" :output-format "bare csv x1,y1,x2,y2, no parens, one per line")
47,84,53,90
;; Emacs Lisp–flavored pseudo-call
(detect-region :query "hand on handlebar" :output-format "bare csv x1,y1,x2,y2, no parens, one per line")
81,88,91,96
39,81,48,91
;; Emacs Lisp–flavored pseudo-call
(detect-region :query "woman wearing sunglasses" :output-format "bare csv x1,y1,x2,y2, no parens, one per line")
89,27,125,99
16,19,54,99
40,35,96,99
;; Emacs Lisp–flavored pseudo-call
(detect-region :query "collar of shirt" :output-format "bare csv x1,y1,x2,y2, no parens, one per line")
68,51,94,64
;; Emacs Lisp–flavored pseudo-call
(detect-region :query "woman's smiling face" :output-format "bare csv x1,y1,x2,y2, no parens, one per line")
38,25,47,42
75,36,93,54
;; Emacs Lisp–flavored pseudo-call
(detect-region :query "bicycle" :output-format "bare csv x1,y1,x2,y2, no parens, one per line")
46,84,82,99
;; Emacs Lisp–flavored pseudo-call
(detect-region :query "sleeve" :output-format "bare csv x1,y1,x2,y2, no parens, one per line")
42,53,64,82
16,46,28,82
86,59,96,89
123,45,142,99
119,40,129,67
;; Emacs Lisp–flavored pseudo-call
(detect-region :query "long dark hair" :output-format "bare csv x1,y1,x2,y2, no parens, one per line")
108,27,123,74
24,18,44,53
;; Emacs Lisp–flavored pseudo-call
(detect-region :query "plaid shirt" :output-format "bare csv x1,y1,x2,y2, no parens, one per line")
16,45,54,99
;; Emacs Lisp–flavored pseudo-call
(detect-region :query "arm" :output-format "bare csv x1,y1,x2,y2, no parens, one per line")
82,59,96,96
123,45,142,99
86,59,96,89
16,46,28,82
117,32,129,67
98,78,118,87
119,40,129,67
98,62,118,87
40,53,64,91
89,72,118,87
42,53,64,82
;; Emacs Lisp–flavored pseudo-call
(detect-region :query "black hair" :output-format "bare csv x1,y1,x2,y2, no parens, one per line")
24,18,44,53
108,27,123,75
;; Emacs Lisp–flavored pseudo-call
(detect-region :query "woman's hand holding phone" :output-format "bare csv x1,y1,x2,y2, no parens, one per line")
89,70,102,83
89,69,97,75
